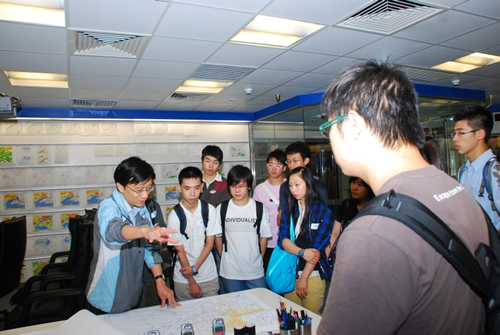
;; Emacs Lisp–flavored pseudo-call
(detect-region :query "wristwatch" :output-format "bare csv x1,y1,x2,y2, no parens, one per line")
154,274,165,281
191,265,198,275
298,249,304,257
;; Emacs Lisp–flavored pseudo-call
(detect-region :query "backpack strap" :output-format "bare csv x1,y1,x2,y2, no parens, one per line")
173,203,188,240
255,201,264,253
479,157,500,216
200,200,209,228
356,190,490,300
220,200,229,252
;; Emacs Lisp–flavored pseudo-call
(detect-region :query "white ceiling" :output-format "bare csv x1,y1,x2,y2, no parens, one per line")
0,0,499,118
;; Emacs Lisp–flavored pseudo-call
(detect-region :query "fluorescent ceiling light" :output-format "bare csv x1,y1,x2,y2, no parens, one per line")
230,15,324,48
0,2,65,26
4,71,68,88
175,80,232,94
432,52,500,73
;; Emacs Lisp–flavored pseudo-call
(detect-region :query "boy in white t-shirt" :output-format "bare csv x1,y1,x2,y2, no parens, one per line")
253,149,287,272
215,165,272,293
167,167,221,301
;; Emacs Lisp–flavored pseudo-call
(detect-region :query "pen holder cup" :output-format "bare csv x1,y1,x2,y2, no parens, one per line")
280,329,299,335
299,324,312,335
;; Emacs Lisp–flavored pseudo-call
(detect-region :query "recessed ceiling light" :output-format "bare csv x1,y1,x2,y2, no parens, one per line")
230,15,324,48
174,80,232,94
0,1,65,26
431,52,500,73
4,71,68,88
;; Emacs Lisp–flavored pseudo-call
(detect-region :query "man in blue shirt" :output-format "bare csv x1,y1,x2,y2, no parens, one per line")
453,106,500,231
86,156,181,313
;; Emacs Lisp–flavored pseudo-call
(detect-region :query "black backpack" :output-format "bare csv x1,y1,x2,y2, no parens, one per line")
356,190,500,335
173,200,209,240
220,200,264,253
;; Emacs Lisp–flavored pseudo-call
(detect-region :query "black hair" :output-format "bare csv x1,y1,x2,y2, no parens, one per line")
227,165,253,193
201,145,224,162
322,60,424,149
114,156,155,187
420,139,446,171
285,142,311,161
286,167,320,237
266,149,287,165
348,177,375,201
453,105,493,143
178,166,203,184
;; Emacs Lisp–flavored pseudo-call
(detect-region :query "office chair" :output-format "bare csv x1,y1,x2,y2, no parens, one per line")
0,216,27,299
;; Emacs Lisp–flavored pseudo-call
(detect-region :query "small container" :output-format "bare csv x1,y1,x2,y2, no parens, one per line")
299,324,312,335
279,329,299,335
233,326,245,335
245,325,256,335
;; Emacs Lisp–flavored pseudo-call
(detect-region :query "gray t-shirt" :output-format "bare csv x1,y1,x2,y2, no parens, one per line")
318,165,488,335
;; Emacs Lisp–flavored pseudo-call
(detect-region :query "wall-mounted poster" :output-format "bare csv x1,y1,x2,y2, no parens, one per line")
33,192,54,209
87,189,104,206
33,214,54,232
4,193,25,210
0,146,14,164
61,191,79,207
165,186,179,201
61,213,78,230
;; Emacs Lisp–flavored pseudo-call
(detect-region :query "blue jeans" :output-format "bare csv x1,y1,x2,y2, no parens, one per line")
221,276,267,293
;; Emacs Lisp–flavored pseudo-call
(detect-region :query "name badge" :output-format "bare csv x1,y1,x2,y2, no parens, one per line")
151,210,157,219
311,223,319,230
210,190,217,194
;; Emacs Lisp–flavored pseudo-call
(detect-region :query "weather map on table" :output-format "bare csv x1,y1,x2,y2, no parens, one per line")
99,292,278,335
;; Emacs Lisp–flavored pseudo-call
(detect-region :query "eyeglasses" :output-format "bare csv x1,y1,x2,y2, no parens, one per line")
286,159,302,166
266,163,284,169
319,114,348,138
230,183,248,190
127,184,155,195
452,129,480,138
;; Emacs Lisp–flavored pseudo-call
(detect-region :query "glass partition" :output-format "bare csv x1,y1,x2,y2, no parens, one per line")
250,96,487,212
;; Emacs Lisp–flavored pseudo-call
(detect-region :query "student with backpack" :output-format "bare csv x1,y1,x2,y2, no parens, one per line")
277,166,334,315
453,106,500,231
318,60,492,334
215,165,272,293
167,167,220,301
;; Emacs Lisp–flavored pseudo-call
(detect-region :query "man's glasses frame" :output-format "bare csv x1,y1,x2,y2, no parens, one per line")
452,129,480,138
319,114,348,137
266,163,284,169
127,184,155,195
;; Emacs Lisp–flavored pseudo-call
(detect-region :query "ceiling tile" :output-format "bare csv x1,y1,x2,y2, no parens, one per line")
347,37,432,62
206,43,285,67
454,0,500,20
466,62,500,77
171,0,272,13
69,75,128,90
125,78,181,92
0,22,67,54
70,89,122,100
205,93,255,104
261,85,317,98
219,82,276,96
262,51,335,71
120,90,169,101
193,103,235,112
68,0,167,35
285,73,335,88
441,23,500,52
115,100,161,110
13,87,69,99
156,3,253,42
19,98,69,108
70,56,137,76
155,102,198,111
142,37,222,62
262,0,368,25
397,45,469,67
238,68,304,85
0,51,67,73
312,57,360,75
132,60,199,79
394,10,495,44
293,27,383,56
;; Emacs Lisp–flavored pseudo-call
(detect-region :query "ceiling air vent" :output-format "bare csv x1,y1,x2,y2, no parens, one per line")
404,66,454,82
190,64,257,82
70,31,150,58
166,93,213,103
337,0,443,35
71,99,116,109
